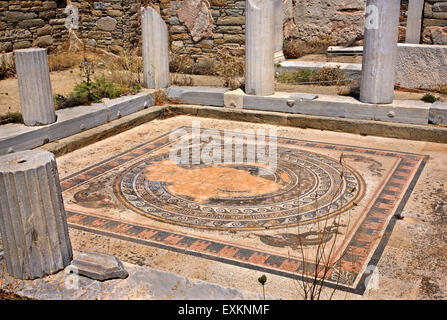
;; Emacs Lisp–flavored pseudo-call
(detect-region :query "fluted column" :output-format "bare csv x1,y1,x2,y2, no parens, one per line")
14,48,56,126
274,0,286,64
405,0,424,44
360,0,400,104
245,0,275,96
141,6,170,89
0,150,73,280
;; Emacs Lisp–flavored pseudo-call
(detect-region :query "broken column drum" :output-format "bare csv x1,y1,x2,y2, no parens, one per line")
14,48,57,126
245,0,275,96
360,0,400,104
141,6,170,89
0,150,73,280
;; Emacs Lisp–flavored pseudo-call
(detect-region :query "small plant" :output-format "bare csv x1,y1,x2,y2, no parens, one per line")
169,53,195,74
48,51,81,72
0,111,23,125
338,81,361,99
309,66,346,86
0,60,15,80
436,84,447,96
171,73,194,86
213,48,245,90
276,69,315,84
258,275,267,300
421,93,438,103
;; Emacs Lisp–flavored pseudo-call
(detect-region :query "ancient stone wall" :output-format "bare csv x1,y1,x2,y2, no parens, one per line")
0,0,69,53
422,0,447,44
1,0,447,57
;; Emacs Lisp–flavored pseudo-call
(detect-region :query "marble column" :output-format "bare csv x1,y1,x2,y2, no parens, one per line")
405,0,424,44
274,0,286,64
245,0,275,96
14,48,56,126
0,150,73,280
360,0,400,104
141,6,170,89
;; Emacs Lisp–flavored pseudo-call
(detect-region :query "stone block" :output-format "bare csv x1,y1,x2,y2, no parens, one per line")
167,86,229,106
224,88,245,108
68,251,128,281
32,35,54,47
396,43,447,89
96,16,117,31
429,101,447,125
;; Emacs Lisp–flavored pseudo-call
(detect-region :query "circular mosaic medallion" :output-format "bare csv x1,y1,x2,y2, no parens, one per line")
116,149,365,231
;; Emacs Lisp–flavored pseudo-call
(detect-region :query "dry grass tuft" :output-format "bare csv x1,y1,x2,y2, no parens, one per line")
283,38,335,59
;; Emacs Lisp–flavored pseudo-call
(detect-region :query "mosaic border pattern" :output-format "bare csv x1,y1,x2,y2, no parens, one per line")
62,127,428,294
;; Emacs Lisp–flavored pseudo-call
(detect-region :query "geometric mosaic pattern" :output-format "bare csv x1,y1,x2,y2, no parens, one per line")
61,127,428,294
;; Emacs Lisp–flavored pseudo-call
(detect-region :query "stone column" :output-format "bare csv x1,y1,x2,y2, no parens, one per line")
141,6,170,89
14,48,56,126
245,0,275,96
274,0,286,64
360,0,400,104
405,0,424,44
0,150,73,280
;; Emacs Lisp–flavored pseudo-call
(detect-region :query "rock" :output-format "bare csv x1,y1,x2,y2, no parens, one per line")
171,40,184,52
33,35,54,47
178,0,214,42
68,252,128,281
97,16,117,31
37,25,52,36
13,40,32,50
216,16,245,25
1,41,13,52
43,1,57,10
433,2,447,12
18,18,46,28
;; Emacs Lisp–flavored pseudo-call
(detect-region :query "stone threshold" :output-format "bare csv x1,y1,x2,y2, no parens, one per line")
167,86,447,126
0,90,157,156
2,86,447,157
0,251,268,300
278,60,362,80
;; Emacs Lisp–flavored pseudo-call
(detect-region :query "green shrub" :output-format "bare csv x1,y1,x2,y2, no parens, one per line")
276,69,315,84
421,93,438,103
54,77,140,110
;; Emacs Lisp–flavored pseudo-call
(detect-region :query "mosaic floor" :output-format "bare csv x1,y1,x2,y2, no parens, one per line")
60,126,428,294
